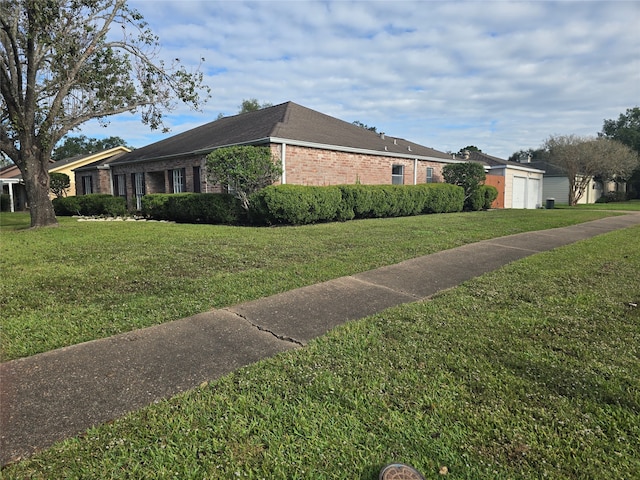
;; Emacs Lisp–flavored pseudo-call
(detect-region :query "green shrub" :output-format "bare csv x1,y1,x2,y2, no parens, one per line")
141,194,171,219
595,191,629,203
167,193,241,224
1,193,11,212
141,193,241,224
52,195,126,216
249,185,343,225
250,183,465,225
79,194,127,216
481,185,499,209
419,183,465,214
52,196,82,216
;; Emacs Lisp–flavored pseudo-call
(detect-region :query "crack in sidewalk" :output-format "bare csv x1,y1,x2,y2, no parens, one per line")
222,309,305,347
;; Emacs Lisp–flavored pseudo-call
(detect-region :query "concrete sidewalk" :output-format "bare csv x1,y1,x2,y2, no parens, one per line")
2,213,639,466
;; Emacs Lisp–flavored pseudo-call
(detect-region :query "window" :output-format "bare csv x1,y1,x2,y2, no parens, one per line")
426,167,434,183
133,172,145,210
170,168,186,193
82,175,93,194
193,166,201,193
113,174,126,198
392,165,404,185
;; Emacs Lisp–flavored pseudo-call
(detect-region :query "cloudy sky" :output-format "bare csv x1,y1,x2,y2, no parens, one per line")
79,0,639,159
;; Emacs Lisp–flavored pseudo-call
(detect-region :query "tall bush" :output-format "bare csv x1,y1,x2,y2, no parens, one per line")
443,162,486,210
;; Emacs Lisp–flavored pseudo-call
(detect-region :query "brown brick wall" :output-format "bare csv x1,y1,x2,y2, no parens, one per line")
275,144,445,186
77,144,451,209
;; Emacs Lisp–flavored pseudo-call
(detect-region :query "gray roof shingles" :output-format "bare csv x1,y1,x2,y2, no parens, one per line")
111,102,452,165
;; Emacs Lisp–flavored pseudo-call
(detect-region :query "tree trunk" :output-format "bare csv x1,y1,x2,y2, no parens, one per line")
21,152,58,228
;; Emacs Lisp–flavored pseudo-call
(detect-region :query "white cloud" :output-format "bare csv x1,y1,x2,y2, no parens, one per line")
77,0,640,159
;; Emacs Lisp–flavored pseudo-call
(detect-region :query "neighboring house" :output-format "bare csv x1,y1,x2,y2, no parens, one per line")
525,158,623,205
75,101,462,210
455,150,545,209
0,147,131,212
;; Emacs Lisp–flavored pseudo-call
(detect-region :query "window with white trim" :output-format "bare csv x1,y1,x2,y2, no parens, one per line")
391,165,404,185
426,167,434,183
82,175,93,194
170,168,186,193
113,174,126,198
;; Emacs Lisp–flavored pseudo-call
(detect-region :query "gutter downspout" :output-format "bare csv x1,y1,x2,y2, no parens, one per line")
413,159,418,185
281,142,287,185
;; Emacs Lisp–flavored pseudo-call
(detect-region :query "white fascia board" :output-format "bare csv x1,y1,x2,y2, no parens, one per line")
269,137,456,164
113,136,458,166
490,164,545,174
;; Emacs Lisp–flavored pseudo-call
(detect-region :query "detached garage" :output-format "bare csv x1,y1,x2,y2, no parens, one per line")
462,150,545,209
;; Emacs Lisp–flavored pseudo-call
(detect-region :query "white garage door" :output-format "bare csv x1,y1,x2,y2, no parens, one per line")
513,176,526,208
512,176,540,209
527,178,540,209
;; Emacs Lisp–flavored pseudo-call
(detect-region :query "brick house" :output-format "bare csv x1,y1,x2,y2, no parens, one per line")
75,102,460,210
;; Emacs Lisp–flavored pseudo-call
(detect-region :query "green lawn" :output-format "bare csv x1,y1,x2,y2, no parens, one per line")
3,222,639,479
555,199,640,211
0,209,624,361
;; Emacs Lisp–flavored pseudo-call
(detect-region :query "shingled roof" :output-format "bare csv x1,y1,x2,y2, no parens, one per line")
111,101,452,165
464,150,545,173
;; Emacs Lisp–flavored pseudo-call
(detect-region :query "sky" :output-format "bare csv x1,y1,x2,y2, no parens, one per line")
78,0,640,159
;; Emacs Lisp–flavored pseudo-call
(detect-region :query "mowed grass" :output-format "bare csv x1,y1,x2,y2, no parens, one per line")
556,199,640,211
3,224,639,479
0,209,623,361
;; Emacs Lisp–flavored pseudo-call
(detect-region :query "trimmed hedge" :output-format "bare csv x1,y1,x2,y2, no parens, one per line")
141,193,241,224
53,194,126,216
250,183,464,225
1,193,11,212
249,185,344,225
466,185,499,211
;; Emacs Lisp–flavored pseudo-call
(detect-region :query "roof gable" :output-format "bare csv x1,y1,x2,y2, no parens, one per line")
111,101,452,165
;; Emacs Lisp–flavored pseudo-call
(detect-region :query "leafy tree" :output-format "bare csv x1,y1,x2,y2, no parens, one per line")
600,107,640,153
239,99,272,114
599,107,640,197
51,135,130,161
543,134,638,206
206,145,283,211
49,172,70,198
458,146,481,155
0,0,209,228
442,161,486,207
508,148,545,163
352,121,378,133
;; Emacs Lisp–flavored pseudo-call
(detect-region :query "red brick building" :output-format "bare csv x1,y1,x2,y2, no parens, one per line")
75,102,460,210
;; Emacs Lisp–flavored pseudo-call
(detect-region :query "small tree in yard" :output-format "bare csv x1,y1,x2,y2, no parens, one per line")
1,0,209,228
206,146,282,211
543,134,638,205
49,173,70,198
443,162,486,207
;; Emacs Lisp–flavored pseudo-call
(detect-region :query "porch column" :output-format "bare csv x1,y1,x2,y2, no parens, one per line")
8,182,15,212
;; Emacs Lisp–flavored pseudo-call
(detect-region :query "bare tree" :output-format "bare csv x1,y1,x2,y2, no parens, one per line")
1,0,209,228
544,134,638,205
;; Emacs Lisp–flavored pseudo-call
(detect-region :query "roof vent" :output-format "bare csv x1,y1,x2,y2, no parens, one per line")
407,146,411,152
384,146,388,151
394,139,397,145
380,133,385,140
